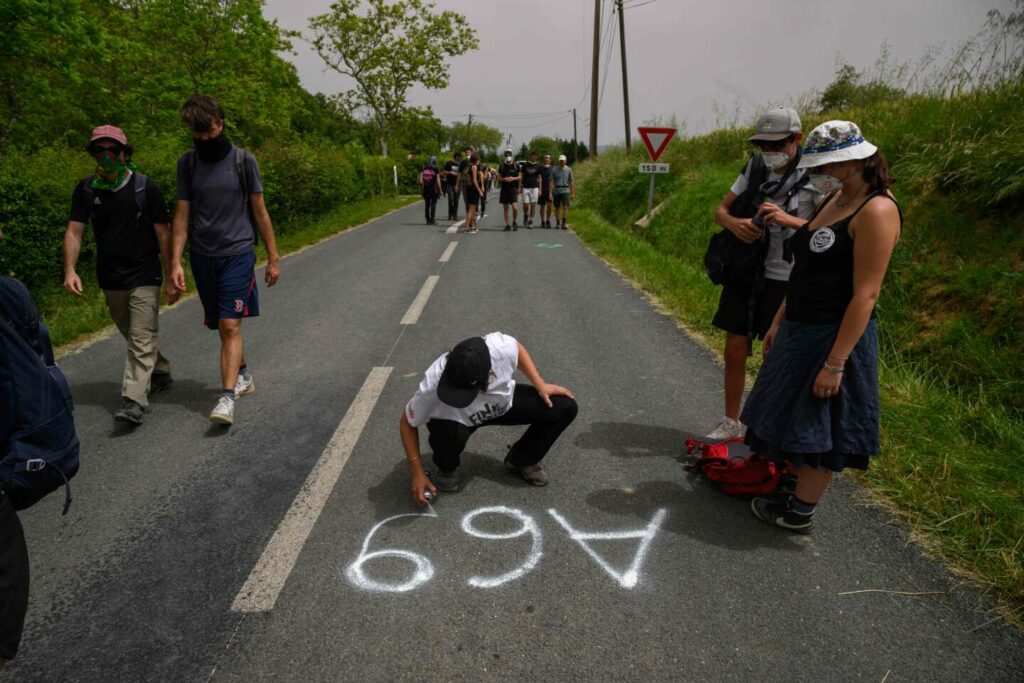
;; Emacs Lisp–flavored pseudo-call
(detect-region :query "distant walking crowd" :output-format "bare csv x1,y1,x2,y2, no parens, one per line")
419,147,575,232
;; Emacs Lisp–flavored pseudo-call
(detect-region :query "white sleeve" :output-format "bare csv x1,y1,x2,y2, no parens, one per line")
729,172,748,196
486,332,520,372
404,356,444,428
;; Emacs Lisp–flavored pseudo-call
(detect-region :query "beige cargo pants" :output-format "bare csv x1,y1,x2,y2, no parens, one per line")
103,286,171,408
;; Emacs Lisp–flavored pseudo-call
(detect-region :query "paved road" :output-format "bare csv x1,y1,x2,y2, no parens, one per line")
5,197,1023,682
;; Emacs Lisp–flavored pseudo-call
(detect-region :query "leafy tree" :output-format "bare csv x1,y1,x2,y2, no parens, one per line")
818,60,905,113
308,0,478,156
446,121,502,155
393,107,448,155
527,136,560,158
0,0,103,150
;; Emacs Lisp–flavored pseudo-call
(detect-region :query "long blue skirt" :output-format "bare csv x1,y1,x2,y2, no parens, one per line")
741,318,880,472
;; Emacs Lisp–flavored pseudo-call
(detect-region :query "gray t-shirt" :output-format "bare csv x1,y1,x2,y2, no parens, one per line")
550,165,574,193
176,146,263,257
730,159,819,282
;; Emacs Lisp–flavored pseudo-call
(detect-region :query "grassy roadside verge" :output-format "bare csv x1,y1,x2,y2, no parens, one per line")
570,207,1024,628
39,194,419,349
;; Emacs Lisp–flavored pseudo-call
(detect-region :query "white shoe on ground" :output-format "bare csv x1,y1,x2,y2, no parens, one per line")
210,395,236,424
234,374,255,398
704,416,744,440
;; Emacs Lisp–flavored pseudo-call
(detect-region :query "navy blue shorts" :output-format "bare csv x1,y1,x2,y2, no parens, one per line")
190,251,260,330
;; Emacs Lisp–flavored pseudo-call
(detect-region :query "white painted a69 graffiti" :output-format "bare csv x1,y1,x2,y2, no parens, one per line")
345,505,668,594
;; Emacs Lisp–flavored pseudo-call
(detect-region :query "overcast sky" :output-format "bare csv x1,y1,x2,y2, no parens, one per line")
264,0,1011,150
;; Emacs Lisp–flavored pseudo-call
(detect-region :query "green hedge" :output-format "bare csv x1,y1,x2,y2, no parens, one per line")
0,136,420,289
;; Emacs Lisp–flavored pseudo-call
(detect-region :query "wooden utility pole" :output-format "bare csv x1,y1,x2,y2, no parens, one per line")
617,0,631,149
573,108,579,163
589,0,601,158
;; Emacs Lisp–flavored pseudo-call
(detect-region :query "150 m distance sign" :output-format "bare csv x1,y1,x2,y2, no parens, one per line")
639,163,669,173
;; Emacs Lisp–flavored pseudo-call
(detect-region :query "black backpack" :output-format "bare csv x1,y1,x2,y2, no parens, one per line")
703,154,770,287
183,147,257,245
0,277,80,515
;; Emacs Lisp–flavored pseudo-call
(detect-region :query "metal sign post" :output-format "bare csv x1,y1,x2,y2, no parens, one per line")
636,128,676,224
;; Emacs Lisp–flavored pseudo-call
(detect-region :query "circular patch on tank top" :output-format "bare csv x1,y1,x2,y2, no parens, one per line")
809,227,836,253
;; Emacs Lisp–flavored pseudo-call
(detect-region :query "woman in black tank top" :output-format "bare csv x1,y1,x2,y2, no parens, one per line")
741,120,903,534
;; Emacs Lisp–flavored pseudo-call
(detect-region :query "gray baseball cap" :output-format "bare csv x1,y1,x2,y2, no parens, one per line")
748,108,802,142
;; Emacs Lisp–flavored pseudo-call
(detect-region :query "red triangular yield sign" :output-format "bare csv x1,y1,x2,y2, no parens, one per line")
637,127,676,162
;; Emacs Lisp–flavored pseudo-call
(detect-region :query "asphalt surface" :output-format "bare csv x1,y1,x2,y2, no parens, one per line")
5,195,1023,682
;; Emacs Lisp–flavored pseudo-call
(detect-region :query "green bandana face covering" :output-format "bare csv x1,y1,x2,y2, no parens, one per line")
91,149,136,190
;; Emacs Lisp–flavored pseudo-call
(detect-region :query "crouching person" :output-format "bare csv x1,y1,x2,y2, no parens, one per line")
400,333,578,505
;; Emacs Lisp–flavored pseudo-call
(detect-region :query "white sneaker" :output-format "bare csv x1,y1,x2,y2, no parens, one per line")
209,395,236,424
234,373,255,398
705,416,744,440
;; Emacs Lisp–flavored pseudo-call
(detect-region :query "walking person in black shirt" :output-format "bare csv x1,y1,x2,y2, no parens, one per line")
443,152,462,220
498,149,521,231
519,150,543,228
538,154,554,228
741,121,902,534
63,125,175,425
458,154,483,233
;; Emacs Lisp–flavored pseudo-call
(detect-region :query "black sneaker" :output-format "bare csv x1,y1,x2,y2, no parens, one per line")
750,496,813,534
504,225,511,231
434,469,460,492
114,398,144,425
512,221,518,228
150,372,173,394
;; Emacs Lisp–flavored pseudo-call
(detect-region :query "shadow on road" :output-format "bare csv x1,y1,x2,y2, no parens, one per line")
574,421,803,552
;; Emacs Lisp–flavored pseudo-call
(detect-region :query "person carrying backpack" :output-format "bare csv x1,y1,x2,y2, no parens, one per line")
0,273,81,668
741,121,901,533
168,95,282,425
704,108,819,441
419,157,443,225
62,125,175,426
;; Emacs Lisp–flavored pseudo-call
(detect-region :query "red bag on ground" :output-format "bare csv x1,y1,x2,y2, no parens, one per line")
684,437,786,498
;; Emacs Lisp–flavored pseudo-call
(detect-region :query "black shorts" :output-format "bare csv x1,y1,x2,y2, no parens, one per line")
712,277,788,339
463,187,480,206
499,183,518,204
538,192,549,206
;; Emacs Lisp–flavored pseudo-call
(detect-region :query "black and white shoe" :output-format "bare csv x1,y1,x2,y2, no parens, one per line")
751,496,814,534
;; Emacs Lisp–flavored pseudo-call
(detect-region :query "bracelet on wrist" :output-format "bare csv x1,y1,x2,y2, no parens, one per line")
822,361,845,374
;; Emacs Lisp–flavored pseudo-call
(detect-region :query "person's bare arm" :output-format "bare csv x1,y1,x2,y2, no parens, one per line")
62,221,87,296
152,221,179,304
401,412,436,505
170,200,190,292
517,342,575,407
249,193,280,286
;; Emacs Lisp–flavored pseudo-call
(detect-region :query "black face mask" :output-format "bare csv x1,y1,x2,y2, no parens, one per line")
193,133,232,162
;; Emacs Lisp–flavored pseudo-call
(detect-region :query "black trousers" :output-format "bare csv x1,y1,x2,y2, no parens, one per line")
423,193,438,223
426,385,579,473
446,185,460,219
0,491,29,661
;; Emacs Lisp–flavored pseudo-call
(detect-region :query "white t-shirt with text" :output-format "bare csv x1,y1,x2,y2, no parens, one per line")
405,332,520,428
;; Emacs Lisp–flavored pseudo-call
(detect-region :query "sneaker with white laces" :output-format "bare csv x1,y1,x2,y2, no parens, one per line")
209,395,235,424
704,416,745,440
234,373,255,398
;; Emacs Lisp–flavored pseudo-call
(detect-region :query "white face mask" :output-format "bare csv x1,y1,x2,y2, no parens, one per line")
809,173,843,194
761,151,791,171
505,156,512,162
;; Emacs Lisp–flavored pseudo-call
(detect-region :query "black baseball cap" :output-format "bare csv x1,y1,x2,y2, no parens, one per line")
437,337,491,408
